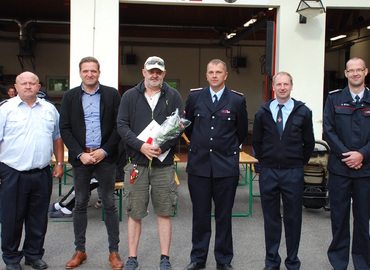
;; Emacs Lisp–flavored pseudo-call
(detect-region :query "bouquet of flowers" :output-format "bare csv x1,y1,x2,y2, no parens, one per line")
145,108,191,167
152,108,191,147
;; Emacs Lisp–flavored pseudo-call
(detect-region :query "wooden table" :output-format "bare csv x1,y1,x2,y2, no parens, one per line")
235,151,258,217
210,152,258,217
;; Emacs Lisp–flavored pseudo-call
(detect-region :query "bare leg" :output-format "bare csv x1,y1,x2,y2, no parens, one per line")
157,215,172,256
127,216,141,256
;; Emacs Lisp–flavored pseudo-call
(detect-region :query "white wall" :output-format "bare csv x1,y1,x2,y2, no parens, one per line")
70,0,119,88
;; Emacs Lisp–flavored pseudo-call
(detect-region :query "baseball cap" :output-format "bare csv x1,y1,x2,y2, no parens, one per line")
144,56,165,71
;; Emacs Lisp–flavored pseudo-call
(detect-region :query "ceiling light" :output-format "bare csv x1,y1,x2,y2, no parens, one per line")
296,0,326,20
330,35,347,41
227,33,236,39
268,8,274,11
243,19,256,28
367,26,370,29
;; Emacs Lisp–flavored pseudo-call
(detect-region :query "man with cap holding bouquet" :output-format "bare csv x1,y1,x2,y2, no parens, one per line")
117,56,184,270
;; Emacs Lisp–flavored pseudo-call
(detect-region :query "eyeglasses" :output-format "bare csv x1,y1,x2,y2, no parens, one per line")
346,68,366,75
145,60,164,67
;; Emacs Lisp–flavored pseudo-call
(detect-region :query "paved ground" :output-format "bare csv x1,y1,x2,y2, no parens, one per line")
0,162,355,270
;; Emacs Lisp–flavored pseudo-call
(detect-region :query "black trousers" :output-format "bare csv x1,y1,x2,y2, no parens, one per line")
188,173,239,265
0,163,52,265
259,167,304,270
327,172,370,270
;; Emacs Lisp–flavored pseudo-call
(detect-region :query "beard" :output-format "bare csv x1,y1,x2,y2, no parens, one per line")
148,79,162,88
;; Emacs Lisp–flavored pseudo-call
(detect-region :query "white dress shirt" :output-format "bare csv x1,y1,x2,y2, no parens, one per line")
0,95,61,171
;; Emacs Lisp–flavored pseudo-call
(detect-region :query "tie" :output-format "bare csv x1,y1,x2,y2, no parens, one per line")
355,95,360,104
276,104,284,137
213,94,218,107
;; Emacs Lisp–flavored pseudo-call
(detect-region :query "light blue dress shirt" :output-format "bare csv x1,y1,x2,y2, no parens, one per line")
270,98,294,130
210,86,225,103
349,89,364,102
81,84,102,149
0,96,61,171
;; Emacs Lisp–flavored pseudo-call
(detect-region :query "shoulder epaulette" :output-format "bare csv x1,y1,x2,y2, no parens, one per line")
230,89,244,96
328,88,342,94
190,87,202,92
0,100,8,106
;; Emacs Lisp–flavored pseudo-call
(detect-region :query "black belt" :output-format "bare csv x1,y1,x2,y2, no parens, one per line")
23,166,49,174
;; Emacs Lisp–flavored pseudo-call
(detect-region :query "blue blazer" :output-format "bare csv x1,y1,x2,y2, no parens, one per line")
185,86,248,178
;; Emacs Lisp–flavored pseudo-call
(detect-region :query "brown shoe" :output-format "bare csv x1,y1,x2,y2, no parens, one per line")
109,252,124,270
65,251,87,269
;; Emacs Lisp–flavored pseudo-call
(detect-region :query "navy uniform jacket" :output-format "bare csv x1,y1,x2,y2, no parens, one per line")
324,86,370,178
185,86,248,178
252,98,314,168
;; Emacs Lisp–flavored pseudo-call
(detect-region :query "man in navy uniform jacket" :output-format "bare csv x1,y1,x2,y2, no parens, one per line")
184,59,248,270
324,57,370,270
252,71,314,270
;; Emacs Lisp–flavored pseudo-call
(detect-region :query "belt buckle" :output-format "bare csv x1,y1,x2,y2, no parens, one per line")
86,148,97,153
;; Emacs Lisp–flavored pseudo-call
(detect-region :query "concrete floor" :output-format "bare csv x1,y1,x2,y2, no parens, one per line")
0,162,354,270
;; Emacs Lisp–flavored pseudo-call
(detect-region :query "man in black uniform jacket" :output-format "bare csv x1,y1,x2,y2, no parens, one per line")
324,57,370,270
252,71,314,270
184,59,248,270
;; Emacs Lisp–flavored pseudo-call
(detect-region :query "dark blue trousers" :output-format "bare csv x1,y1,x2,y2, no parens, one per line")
0,163,52,265
259,167,304,270
327,172,370,270
188,173,239,265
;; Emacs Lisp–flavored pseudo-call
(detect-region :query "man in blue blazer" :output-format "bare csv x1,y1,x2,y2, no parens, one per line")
184,59,248,270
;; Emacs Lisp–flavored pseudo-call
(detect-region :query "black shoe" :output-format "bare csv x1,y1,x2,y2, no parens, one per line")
48,203,58,212
263,267,279,270
6,264,22,270
48,209,72,218
25,259,48,269
217,264,234,270
183,262,206,270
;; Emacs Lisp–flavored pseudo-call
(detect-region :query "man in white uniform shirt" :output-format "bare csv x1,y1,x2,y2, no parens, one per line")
0,71,64,270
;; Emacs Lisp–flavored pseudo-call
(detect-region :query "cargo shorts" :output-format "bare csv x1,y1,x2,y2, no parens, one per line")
123,163,178,219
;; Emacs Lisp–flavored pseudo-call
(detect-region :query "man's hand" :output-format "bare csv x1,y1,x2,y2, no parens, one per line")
89,149,106,164
342,151,363,170
140,143,162,160
53,164,64,178
80,149,106,165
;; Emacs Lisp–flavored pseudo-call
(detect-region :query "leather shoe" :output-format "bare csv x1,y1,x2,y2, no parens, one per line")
6,264,22,270
66,251,87,269
263,267,280,270
109,252,124,270
217,264,234,270
183,262,206,270
25,259,48,269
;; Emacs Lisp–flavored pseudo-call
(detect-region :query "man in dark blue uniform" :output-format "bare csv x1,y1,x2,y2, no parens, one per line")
324,57,370,270
252,71,314,270
183,59,248,270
